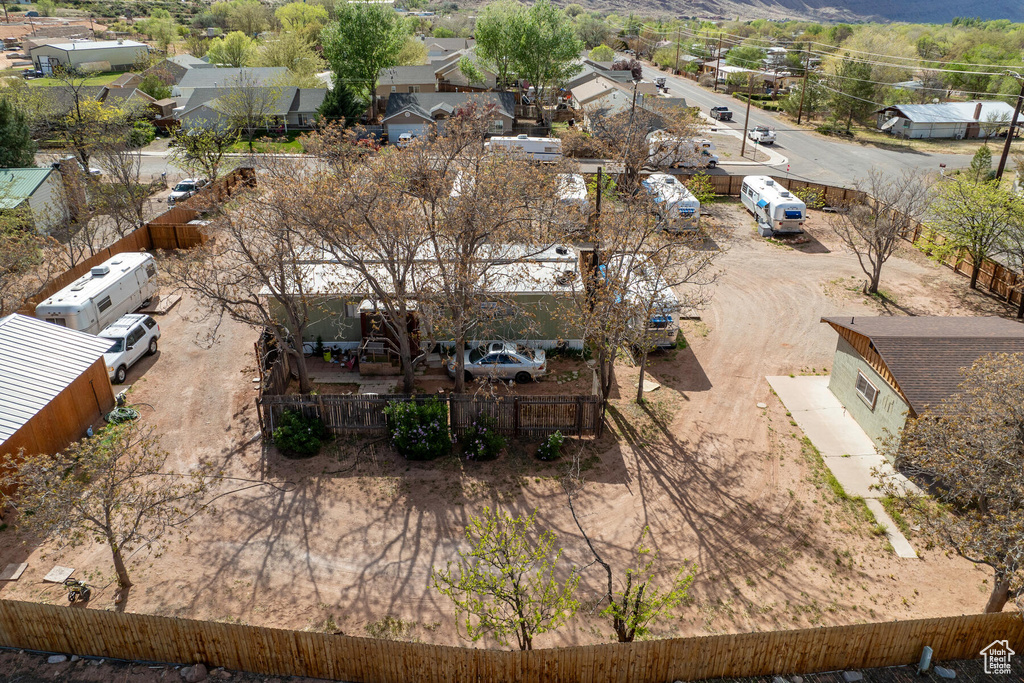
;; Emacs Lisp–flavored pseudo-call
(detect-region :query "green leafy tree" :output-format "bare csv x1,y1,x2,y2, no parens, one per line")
929,176,1024,289
258,30,325,79
432,507,579,650
318,83,366,125
321,2,406,119
968,145,993,182
207,30,257,67
575,14,609,48
227,0,272,35
782,78,826,120
881,353,1024,613
828,54,876,133
396,37,428,66
588,44,614,62
0,420,211,593
137,73,172,101
457,55,488,86
0,97,37,168
510,0,582,119
471,0,525,90
275,2,328,32
169,124,239,183
725,44,766,68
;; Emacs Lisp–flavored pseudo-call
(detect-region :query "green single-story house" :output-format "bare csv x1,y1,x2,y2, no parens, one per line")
822,315,1024,449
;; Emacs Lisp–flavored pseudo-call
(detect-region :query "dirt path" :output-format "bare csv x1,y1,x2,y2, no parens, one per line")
0,208,1004,646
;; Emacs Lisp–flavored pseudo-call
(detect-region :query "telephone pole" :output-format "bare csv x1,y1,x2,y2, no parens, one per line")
740,72,755,158
673,27,681,75
796,48,810,125
995,72,1024,181
713,33,723,93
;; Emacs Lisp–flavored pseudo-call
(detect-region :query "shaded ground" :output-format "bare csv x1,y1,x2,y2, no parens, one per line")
0,200,1011,647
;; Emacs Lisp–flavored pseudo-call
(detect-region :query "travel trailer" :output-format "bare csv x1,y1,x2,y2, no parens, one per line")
484,134,562,161
642,173,701,230
35,253,159,335
740,175,806,237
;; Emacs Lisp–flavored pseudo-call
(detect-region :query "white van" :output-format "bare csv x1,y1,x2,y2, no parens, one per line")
642,173,701,231
647,133,719,169
484,134,562,161
35,252,159,335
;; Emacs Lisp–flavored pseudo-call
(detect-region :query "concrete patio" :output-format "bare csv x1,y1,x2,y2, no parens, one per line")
767,375,920,559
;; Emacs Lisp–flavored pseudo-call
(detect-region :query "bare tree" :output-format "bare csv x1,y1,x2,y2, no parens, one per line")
829,168,930,295
0,209,61,316
0,420,211,598
169,184,322,394
93,139,150,237
880,353,1024,613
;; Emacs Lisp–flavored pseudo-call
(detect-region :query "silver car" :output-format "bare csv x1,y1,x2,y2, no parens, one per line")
447,343,547,383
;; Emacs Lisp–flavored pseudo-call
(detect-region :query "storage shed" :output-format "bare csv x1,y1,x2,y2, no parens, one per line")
874,100,1017,139
0,314,115,471
30,39,149,74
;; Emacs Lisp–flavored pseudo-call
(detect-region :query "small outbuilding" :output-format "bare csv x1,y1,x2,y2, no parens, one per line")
0,314,115,471
0,167,67,233
821,315,1024,448
874,100,1017,139
30,39,149,74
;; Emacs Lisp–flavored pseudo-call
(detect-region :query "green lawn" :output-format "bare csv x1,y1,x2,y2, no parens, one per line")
228,131,305,154
27,72,124,86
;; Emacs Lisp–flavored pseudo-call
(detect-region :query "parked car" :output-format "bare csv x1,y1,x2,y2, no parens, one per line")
747,125,777,145
447,342,547,383
709,106,733,121
654,77,667,91
168,178,207,205
396,133,418,147
53,156,102,177
98,313,161,384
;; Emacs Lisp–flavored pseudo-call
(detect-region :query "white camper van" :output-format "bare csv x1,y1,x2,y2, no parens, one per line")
35,252,159,335
642,173,701,231
740,175,806,236
484,134,562,161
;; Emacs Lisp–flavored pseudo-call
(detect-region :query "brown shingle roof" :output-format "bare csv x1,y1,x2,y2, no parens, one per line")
822,316,1024,414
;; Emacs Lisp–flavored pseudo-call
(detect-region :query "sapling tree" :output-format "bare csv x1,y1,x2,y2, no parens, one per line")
880,353,1024,613
432,507,579,650
0,421,211,595
169,123,240,184
829,168,930,295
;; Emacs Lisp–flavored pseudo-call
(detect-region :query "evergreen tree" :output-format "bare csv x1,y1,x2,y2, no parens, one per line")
0,98,37,168
968,145,993,183
829,54,875,133
318,83,366,126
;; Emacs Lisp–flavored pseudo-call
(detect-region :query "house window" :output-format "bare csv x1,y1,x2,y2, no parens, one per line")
391,86,397,93
855,371,878,410
97,295,112,312
409,85,421,93
489,119,504,133
344,302,360,318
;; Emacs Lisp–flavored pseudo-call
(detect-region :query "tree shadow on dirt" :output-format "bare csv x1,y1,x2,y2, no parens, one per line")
644,346,712,394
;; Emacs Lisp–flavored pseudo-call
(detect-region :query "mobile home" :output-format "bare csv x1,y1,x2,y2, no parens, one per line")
642,173,700,230
555,173,590,233
35,253,158,334
740,175,806,237
485,135,562,161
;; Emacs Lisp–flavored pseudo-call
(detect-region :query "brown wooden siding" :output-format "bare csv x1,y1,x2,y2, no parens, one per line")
825,321,914,414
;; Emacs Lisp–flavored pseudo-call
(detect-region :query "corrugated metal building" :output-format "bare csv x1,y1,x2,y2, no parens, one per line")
875,100,1017,139
30,39,149,74
0,314,115,478
0,167,66,233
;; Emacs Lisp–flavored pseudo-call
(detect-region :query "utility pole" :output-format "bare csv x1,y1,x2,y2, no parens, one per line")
740,71,755,158
673,27,681,75
796,48,810,125
995,72,1024,181
713,33,723,93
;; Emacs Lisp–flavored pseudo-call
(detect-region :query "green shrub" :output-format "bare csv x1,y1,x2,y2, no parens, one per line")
792,186,825,210
273,409,327,458
536,431,565,461
383,397,451,461
462,414,505,461
128,120,157,148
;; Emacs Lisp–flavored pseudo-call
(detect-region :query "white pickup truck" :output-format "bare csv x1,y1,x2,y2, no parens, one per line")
747,125,777,145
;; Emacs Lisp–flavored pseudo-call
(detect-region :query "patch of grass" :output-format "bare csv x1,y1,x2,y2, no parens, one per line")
879,495,912,535
799,437,876,529
28,72,123,86
674,331,688,350
365,615,417,641
228,131,305,153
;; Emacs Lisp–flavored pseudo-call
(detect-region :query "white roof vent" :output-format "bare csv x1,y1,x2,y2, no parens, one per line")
517,134,528,139
91,265,110,277
765,179,774,186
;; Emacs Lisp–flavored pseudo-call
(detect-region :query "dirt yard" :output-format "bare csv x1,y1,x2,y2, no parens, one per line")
0,201,1011,647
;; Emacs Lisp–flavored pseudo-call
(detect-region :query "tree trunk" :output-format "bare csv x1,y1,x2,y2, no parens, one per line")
985,575,1010,613
397,318,414,394
867,260,883,294
635,348,647,404
291,348,312,394
970,261,981,290
110,544,132,589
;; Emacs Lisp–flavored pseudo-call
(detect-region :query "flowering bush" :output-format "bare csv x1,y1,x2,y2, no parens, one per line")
383,398,451,461
462,415,505,461
273,410,328,458
536,431,565,461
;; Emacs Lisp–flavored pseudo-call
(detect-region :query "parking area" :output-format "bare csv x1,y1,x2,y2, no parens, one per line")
0,201,1008,644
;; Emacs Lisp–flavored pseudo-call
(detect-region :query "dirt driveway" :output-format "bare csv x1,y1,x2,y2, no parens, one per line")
0,205,1005,646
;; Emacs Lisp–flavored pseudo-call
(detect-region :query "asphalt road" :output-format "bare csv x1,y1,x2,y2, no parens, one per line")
641,64,972,186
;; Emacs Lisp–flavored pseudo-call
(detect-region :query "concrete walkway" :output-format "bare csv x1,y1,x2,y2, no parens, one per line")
767,375,919,559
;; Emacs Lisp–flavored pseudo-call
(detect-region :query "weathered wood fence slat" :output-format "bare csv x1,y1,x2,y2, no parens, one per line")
0,600,1019,683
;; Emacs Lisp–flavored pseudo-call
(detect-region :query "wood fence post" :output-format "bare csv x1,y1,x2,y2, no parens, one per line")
513,397,520,438
575,397,584,435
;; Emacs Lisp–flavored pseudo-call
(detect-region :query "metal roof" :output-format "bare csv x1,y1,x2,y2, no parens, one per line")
880,100,1016,124
0,168,54,210
0,314,112,443
36,39,147,51
177,67,288,90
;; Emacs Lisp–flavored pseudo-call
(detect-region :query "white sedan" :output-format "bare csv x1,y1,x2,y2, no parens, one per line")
447,343,547,383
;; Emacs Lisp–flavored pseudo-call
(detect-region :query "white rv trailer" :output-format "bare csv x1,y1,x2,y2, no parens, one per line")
647,132,719,169
740,175,806,236
554,173,590,234
484,134,562,161
642,173,701,231
35,252,159,335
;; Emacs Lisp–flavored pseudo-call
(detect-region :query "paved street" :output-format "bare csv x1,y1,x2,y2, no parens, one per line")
641,64,972,186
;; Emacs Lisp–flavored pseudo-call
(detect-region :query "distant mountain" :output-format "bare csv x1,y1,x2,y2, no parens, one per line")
568,0,1024,23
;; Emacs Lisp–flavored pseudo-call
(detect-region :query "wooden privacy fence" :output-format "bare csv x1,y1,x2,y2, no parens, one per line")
0,600,1019,682
703,174,866,205
258,393,603,439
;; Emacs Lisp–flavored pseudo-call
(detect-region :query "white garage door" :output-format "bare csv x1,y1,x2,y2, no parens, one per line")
386,123,428,140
